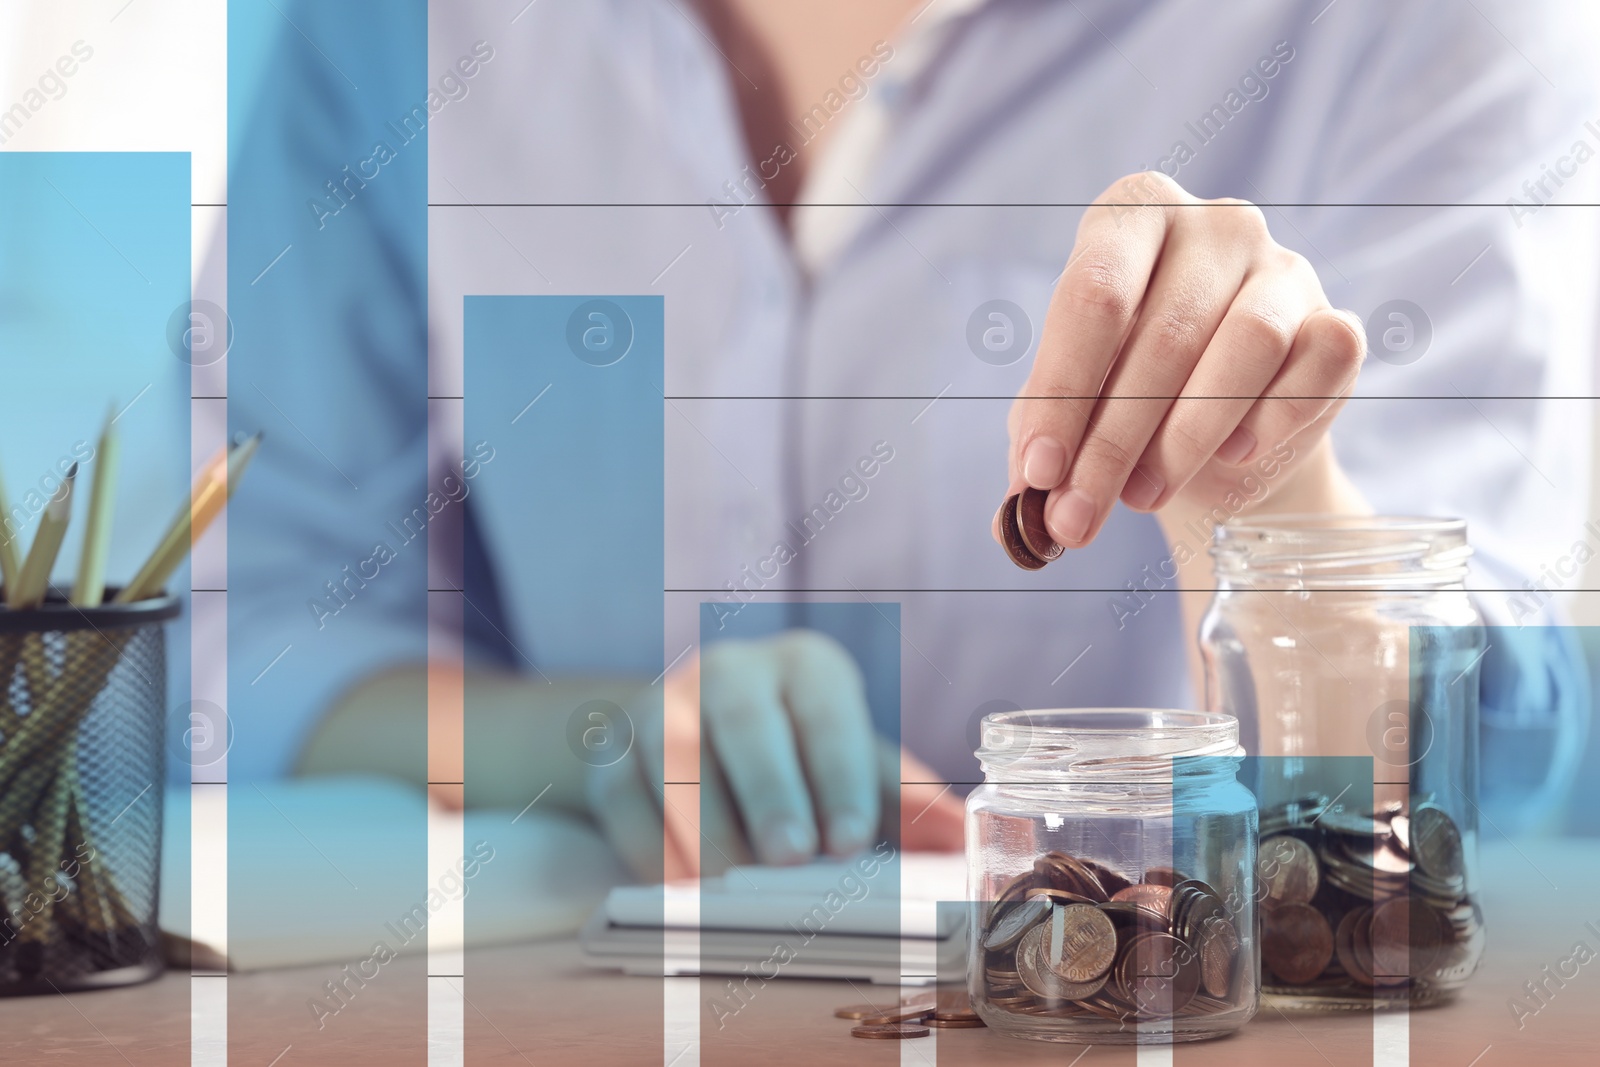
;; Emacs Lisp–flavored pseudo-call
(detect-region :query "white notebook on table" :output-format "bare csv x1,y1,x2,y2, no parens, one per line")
582,851,970,986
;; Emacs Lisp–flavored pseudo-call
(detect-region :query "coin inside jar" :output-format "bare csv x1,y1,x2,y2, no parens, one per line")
1370,897,1446,978
1118,931,1200,1015
1111,882,1173,920
1199,917,1240,999
977,846,1246,1029
1259,835,1319,905
1016,923,1110,1001
984,897,1051,951
1410,804,1465,884
1261,901,1334,985
1041,903,1118,984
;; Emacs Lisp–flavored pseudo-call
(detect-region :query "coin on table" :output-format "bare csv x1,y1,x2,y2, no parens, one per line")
1410,804,1465,884
1262,902,1334,985
857,1002,936,1024
852,1023,930,1039
932,989,982,1022
1015,487,1063,562
999,493,1047,570
835,1003,894,1019
1259,835,1319,905
1042,903,1118,983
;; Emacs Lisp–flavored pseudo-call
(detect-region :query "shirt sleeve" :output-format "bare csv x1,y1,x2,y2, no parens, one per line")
222,3,434,781
1287,0,1600,828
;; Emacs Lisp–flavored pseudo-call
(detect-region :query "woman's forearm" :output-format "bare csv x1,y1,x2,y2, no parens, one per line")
295,662,647,814
1157,437,1373,703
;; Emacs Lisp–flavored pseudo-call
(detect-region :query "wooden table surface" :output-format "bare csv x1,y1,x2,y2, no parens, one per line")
4,839,1597,1066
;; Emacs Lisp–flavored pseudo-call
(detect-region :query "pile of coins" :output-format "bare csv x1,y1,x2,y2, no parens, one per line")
999,487,1062,570
832,989,985,1039
976,849,1245,1026
1258,795,1481,1000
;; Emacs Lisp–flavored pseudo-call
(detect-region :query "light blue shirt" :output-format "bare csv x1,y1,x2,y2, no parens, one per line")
226,0,1600,830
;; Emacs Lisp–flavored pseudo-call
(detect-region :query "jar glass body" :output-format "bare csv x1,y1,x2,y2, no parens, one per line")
965,709,1258,1044
1201,516,1485,1010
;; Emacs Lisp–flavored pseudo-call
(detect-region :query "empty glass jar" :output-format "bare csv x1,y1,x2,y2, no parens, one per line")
1202,516,1485,1010
966,708,1258,1043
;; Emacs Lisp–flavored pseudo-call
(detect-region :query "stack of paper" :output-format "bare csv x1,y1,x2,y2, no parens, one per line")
581,852,969,986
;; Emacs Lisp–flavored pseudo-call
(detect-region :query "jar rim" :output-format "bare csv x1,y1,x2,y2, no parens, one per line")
1217,514,1465,539
980,707,1237,734
1211,514,1471,587
975,708,1242,780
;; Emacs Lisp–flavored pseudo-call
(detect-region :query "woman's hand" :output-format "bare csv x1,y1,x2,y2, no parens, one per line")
587,629,964,881
997,171,1366,548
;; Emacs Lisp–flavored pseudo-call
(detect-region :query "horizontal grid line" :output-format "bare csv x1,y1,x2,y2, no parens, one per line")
664,587,1563,593
287,392,1600,400
425,202,1600,209
655,395,1593,401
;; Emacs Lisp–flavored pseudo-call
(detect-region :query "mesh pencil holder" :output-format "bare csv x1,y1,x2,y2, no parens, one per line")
0,590,179,994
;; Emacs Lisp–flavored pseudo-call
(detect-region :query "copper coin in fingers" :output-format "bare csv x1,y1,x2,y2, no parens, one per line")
1016,486,1063,562
999,493,1047,569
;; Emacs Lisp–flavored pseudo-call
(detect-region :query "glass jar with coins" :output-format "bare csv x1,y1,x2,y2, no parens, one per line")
966,708,1258,1043
1201,516,1485,1010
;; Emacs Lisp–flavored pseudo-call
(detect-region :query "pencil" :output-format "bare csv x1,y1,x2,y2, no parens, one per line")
0,460,20,599
71,406,120,607
114,432,261,603
6,464,77,610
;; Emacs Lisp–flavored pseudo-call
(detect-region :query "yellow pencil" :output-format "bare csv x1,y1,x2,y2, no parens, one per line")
7,464,77,610
115,433,261,603
72,406,121,607
0,459,20,599
112,443,225,604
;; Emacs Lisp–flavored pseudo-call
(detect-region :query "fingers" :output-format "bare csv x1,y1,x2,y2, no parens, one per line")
1222,307,1366,463
658,661,703,878
1122,260,1322,510
587,705,677,883
692,747,757,876
1008,173,1181,492
776,631,880,857
1042,214,1259,542
699,640,819,866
